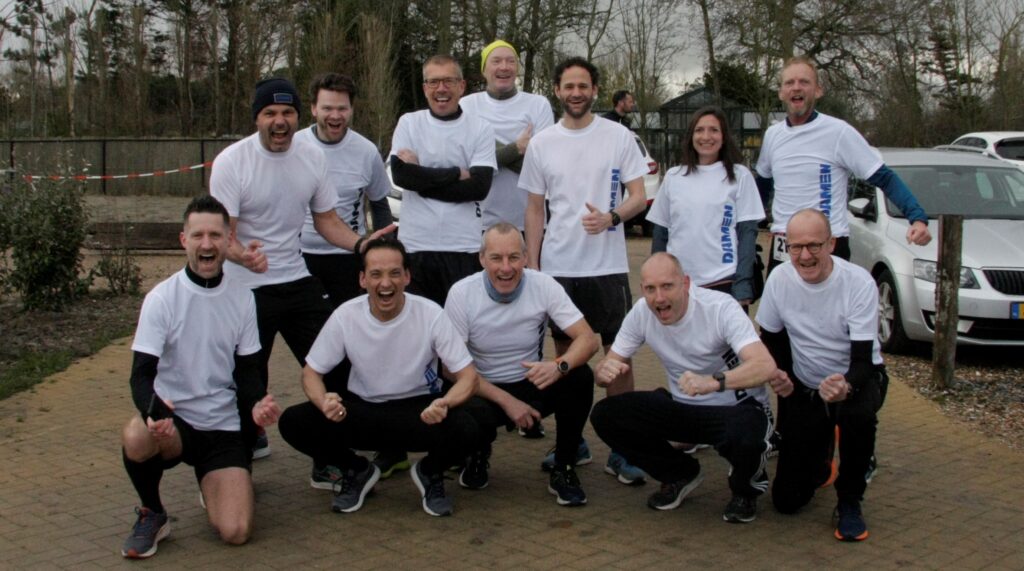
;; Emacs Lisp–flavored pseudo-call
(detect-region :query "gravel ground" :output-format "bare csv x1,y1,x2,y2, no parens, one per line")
883,344,1024,451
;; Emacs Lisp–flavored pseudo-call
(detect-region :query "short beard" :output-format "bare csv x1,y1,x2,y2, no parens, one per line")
561,98,593,119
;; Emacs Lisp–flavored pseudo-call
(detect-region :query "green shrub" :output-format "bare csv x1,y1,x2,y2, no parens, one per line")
92,245,142,295
3,177,91,310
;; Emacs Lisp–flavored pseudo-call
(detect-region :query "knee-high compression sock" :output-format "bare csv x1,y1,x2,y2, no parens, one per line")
123,448,166,513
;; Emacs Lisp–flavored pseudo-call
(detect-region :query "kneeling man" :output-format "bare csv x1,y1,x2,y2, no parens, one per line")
121,195,281,559
445,223,600,506
278,237,480,517
590,253,791,523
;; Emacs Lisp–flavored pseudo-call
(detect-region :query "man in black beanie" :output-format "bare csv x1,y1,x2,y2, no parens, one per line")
210,77,393,461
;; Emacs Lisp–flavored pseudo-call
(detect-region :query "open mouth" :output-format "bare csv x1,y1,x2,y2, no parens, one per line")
377,288,396,302
654,303,672,321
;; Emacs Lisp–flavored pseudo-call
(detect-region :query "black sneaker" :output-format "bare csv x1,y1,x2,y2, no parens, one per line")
459,448,490,490
519,420,546,439
647,471,704,510
311,463,343,490
121,507,170,559
372,450,411,479
834,500,869,541
411,460,453,516
722,495,757,523
548,464,587,507
331,463,380,513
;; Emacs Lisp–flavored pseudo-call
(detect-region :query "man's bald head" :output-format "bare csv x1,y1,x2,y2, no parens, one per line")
787,208,831,238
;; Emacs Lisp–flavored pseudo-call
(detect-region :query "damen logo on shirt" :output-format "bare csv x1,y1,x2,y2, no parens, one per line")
720,204,734,264
818,164,832,217
608,168,620,232
423,365,442,394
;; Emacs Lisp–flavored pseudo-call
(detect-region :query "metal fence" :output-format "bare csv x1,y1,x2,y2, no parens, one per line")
1,138,242,196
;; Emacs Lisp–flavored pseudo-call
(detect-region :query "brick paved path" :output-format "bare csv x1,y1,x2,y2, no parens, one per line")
2,238,1023,569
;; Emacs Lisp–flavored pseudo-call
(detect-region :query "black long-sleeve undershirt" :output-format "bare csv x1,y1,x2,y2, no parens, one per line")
129,350,265,421
390,155,493,203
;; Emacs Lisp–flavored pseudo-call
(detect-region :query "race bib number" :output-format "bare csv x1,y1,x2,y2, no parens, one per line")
772,234,788,262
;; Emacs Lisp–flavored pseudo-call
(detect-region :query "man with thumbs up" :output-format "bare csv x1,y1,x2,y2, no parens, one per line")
519,57,650,484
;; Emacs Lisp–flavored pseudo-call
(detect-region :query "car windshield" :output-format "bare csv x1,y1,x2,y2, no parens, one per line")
994,139,1024,160
889,164,1024,219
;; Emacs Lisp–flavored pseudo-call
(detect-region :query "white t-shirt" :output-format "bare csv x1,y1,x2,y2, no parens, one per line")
755,113,883,237
646,162,764,286
210,133,335,288
611,285,767,407
461,91,554,230
306,293,474,403
519,117,649,277
756,257,884,390
295,127,392,255
132,270,261,431
445,269,583,383
388,109,497,253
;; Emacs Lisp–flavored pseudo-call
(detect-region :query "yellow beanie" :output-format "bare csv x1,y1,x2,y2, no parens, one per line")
481,40,518,73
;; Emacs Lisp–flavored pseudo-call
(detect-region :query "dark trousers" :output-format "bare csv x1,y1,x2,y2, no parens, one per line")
407,251,482,307
462,365,594,466
772,369,888,513
591,389,771,498
303,252,363,309
767,235,851,275
251,276,337,391
278,392,479,476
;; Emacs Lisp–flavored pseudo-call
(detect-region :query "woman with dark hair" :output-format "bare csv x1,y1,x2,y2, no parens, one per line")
648,106,764,308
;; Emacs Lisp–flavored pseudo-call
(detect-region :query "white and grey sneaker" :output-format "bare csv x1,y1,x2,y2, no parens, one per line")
331,463,380,513
411,460,453,517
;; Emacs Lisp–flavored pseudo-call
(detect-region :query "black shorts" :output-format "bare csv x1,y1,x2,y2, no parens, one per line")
552,273,631,345
164,416,251,483
407,251,482,307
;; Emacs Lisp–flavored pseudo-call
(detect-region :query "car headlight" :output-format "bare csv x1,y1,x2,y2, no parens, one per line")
912,259,980,289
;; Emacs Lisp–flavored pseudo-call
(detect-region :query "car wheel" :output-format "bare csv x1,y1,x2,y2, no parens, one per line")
877,269,910,354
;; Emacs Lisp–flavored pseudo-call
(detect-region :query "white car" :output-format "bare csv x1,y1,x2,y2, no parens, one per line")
944,132,1024,171
847,148,1024,352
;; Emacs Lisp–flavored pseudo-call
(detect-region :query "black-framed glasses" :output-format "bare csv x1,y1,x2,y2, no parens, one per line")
423,77,460,89
787,241,827,255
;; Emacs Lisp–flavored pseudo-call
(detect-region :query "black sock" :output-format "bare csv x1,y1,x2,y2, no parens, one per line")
123,448,165,513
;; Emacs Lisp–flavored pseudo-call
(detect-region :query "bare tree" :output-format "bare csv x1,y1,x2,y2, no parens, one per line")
356,11,400,151
616,0,687,136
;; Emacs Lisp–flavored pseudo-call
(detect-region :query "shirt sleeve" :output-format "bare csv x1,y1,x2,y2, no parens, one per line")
131,292,169,358
388,114,413,159
305,312,347,375
236,292,261,357
835,124,885,180
209,152,241,217
618,128,650,184
609,302,646,358
734,167,766,223
718,297,761,354
755,272,785,333
545,277,585,332
432,312,474,373
533,99,555,132
518,141,547,196
645,176,672,227
309,153,335,213
755,131,774,179
442,284,471,342
365,153,393,202
471,121,499,170
846,269,880,342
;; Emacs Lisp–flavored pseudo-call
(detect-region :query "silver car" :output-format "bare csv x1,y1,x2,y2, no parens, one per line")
847,148,1024,352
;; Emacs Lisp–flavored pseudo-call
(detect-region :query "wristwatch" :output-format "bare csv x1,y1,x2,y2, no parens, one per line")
713,371,727,392
555,358,570,376
609,210,622,227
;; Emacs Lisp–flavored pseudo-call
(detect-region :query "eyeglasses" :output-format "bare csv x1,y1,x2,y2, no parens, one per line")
423,77,461,89
787,241,827,255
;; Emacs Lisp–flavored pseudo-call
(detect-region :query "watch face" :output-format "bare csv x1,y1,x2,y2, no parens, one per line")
558,360,570,373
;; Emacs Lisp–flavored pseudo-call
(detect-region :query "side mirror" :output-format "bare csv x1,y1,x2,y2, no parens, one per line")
849,197,876,222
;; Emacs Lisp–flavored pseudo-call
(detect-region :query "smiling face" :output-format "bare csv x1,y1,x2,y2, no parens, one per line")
359,247,410,322
786,210,835,284
256,104,299,152
640,254,691,325
692,113,724,165
555,65,597,120
778,62,823,125
181,212,230,280
311,89,353,143
483,46,518,97
423,61,466,117
480,228,526,295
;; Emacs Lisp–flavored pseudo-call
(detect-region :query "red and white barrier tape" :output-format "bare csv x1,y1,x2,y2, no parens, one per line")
21,161,213,182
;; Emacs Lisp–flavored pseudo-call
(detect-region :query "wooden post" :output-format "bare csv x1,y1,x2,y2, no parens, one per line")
931,214,962,389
